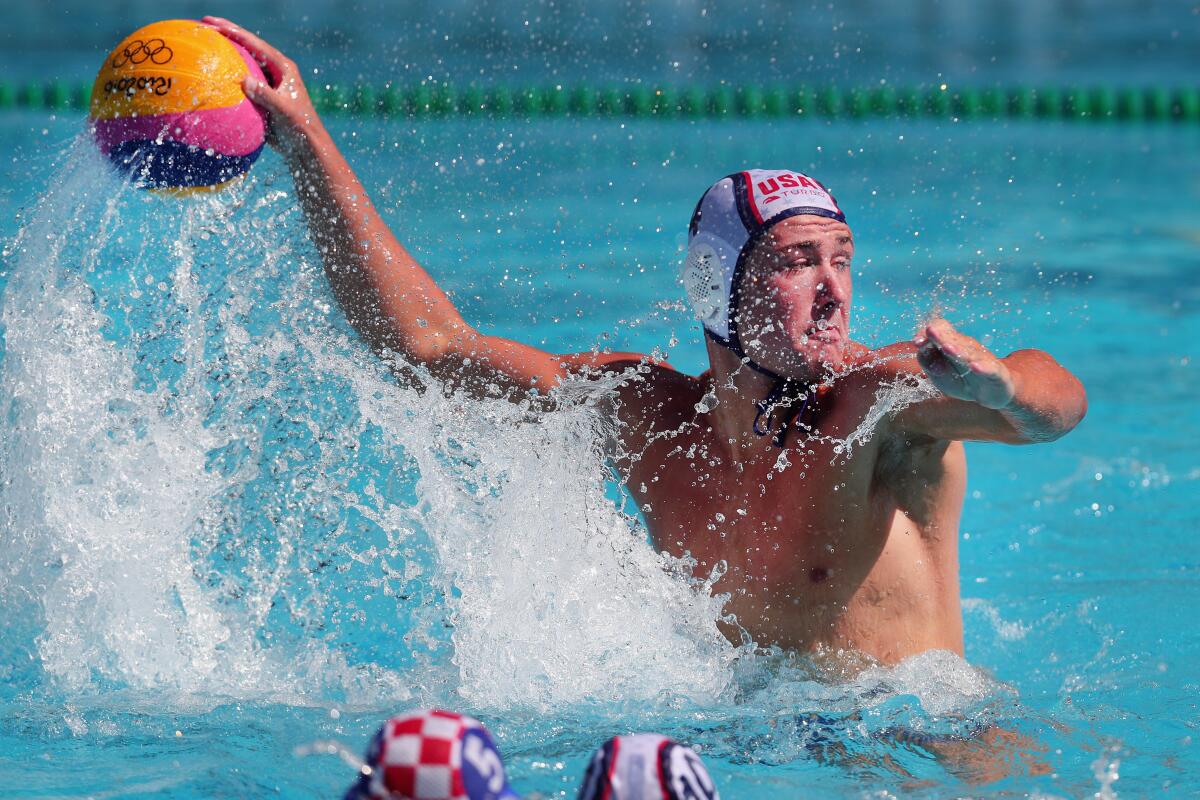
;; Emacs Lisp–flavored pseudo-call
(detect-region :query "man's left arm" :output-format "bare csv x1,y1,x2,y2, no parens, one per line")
887,318,1087,445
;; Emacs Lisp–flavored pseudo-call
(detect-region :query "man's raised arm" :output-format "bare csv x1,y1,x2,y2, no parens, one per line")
205,17,645,399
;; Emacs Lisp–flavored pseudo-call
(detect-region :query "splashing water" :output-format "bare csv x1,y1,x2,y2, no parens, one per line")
0,136,740,711
0,134,1050,800
0,139,393,703
1091,747,1122,800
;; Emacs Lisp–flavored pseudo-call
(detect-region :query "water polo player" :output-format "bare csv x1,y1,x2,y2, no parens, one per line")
204,17,1086,664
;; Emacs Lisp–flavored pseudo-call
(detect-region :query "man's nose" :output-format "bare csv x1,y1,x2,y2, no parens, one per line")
814,269,848,306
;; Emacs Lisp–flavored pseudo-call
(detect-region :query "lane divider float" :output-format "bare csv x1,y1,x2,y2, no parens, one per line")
4,81,1198,122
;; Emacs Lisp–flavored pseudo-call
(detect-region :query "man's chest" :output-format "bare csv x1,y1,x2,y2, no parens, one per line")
626,422,888,571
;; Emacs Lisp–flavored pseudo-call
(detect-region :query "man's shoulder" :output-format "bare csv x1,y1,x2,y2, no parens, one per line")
832,340,949,449
845,340,920,378
830,341,924,403
594,359,704,458
610,360,703,416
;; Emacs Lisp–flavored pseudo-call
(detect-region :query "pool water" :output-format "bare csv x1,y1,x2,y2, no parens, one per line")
0,110,1197,799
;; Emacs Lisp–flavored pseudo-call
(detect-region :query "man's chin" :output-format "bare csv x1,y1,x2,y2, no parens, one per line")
793,340,847,377
746,335,848,380
768,347,844,381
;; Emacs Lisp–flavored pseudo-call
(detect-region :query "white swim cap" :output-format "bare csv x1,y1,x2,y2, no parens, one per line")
577,734,719,800
681,169,845,346
680,170,846,448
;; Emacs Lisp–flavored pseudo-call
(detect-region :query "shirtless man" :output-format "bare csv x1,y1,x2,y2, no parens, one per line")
206,18,1087,665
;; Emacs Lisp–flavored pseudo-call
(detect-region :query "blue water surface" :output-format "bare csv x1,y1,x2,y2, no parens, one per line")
0,103,1197,800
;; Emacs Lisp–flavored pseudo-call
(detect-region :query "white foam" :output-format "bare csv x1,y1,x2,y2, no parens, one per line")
962,597,1031,642
325,341,740,709
0,143,273,696
0,138,737,711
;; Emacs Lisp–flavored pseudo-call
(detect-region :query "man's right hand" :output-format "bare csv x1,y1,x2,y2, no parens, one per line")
202,16,322,157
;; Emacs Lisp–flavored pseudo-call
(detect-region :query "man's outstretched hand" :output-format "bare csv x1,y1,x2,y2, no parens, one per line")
914,318,1017,410
202,16,322,156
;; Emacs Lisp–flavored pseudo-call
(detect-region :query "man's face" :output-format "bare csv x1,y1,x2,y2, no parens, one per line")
733,215,854,378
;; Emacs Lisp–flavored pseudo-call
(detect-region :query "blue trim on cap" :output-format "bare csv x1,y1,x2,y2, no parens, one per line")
658,741,720,800
460,728,518,800
577,739,617,800
764,205,846,226
728,172,759,233
659,742,681,800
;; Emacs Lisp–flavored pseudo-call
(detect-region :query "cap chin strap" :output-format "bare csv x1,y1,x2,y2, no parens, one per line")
704,329,809,448
753,378,810,448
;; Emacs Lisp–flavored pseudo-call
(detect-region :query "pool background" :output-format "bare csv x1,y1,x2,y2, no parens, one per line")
3,0,1197,88
1,2,1199,798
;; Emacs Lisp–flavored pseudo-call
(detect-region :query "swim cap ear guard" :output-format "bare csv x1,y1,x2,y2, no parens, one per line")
682,169,846,447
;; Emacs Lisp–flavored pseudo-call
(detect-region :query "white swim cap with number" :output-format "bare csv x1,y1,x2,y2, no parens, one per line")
577,734,719,800
681,169,846,345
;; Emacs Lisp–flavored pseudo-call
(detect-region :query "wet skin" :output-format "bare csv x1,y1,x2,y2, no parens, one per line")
613,217,970,660
609,215,1082,660
205,17,1088,666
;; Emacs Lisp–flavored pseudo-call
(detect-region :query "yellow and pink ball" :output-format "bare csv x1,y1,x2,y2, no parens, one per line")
89,19,267,190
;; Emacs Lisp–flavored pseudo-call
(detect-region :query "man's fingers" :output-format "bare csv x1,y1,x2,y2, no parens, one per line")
919,344,953,374
201,16,291,86
915,317,1014,406
918,334,965,370
922,319,984,376
923,319,965,357
241,75,282,113
915,345,939,374
919,338,974,383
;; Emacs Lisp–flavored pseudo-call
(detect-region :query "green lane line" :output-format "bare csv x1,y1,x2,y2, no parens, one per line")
12,81,1198,123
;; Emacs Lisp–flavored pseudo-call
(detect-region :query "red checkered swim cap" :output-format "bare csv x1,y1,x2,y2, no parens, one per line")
344,709,519,800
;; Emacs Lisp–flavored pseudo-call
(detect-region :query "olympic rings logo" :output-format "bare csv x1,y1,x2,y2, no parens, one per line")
111,38,174,68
